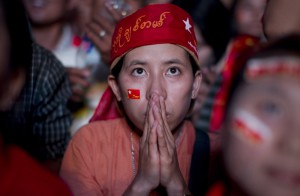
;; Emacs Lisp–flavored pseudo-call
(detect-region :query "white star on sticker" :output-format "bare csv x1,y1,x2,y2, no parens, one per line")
183,18,192,33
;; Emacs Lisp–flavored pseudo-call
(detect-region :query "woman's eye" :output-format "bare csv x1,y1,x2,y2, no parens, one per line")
132,68,146,76
166,67,181,76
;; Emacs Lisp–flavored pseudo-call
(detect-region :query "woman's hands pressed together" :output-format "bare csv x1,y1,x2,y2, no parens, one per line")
125,93,190,195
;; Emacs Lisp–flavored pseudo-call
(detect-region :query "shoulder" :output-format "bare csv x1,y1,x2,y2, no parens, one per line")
31,43,67,80
183,120,196,135
29,42,71,97
71,118,129,145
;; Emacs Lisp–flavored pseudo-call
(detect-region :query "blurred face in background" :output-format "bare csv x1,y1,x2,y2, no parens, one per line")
234,0,266,37
263,0,300,41
22,0,74,25
223,57,300,196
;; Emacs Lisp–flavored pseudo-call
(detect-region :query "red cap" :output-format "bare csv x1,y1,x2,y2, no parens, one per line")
110,3,199,69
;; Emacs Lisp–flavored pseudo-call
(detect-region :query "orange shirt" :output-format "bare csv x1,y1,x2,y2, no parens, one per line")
60,118,195,195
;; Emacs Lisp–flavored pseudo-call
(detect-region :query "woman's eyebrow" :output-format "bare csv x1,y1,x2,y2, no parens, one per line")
124,58,188,68
163,58,187,67
125,60,147,68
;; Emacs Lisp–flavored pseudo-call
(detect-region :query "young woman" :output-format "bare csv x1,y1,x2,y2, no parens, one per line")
60,4,203,195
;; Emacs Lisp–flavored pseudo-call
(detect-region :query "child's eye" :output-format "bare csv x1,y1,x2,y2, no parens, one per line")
166,67,181,76
260,102,282,117
132,68,146,76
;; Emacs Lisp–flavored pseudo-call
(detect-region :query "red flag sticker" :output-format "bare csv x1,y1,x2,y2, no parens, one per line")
127,89,140,99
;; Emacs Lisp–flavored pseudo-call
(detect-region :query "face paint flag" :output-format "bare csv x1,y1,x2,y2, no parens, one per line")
127,89,140,99
232,110,271,143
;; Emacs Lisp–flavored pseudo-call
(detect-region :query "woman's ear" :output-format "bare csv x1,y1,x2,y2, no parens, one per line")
191,70,202,99
108,74,122,101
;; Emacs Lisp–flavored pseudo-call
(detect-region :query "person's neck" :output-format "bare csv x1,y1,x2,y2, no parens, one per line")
172,122,184,143
32,23,64,51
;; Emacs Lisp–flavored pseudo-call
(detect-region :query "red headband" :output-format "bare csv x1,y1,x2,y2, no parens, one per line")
110,3,199,69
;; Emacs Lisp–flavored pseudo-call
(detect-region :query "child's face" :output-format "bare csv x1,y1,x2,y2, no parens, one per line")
23,0,71,25
110,44,201,131
223,58,300,196
234,0,266,37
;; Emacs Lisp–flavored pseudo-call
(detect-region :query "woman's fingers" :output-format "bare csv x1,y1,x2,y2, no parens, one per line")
148,121,159,159
135,98,160,191
159,96,174,149
141,98,152,146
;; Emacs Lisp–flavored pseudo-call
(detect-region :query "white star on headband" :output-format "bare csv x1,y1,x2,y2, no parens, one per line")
183,18,192,33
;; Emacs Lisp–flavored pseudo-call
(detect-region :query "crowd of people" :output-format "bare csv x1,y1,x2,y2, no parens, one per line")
1,0,300,195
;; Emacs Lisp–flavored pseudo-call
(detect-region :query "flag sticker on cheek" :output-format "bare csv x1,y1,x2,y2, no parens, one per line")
232,110,272,143
127,89,140,100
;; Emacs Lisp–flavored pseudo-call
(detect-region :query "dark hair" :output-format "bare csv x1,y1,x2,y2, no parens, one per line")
191,0,232,64
1,0,32,73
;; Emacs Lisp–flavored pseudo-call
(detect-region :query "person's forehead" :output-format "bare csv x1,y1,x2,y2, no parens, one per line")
123,44,190,62
245,56,300,75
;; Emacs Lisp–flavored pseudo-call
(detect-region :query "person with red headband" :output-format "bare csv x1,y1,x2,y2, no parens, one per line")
206,35,300,196
60,3,202,195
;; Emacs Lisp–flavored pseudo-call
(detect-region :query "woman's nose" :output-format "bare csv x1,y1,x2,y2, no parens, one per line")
145,76,167,101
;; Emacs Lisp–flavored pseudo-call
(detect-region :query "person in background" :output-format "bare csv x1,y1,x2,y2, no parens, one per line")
193,0,267,133
263,0,300,41
206,35,300,196
0,0,72,194
60,4,203,195
1,0,72,174
188,0,266,189
23,0,102,105
85,0,145,66
232,0,266,38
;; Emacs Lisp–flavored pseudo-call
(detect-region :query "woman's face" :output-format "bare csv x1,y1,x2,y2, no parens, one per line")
224,59,300,196
234,0,266,37
109,44,201,131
